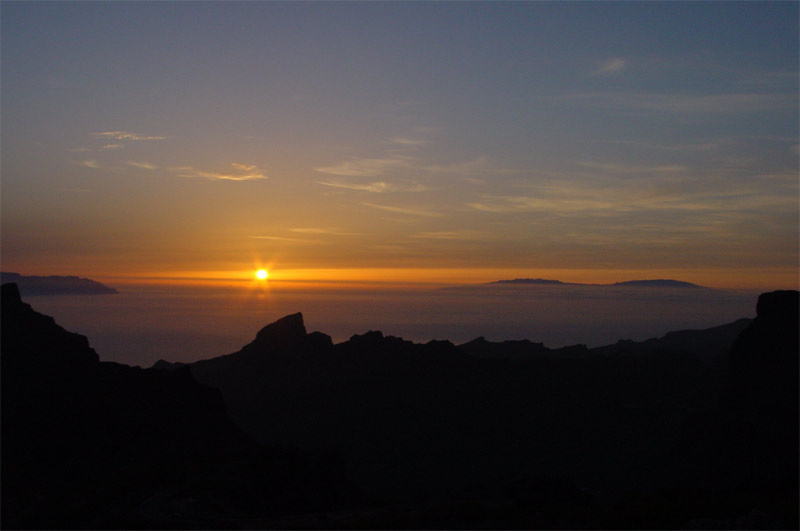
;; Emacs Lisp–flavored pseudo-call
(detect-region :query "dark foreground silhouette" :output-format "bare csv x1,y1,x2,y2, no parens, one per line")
2,282,797,529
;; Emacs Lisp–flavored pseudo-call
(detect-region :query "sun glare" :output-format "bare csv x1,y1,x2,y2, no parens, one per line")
256,269,269,280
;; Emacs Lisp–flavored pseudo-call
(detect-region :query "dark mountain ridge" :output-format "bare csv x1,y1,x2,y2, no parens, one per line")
2,281,797,529
0,271,118,295
1,283,351,529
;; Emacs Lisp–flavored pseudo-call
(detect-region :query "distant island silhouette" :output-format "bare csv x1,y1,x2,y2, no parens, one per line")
491,278,705,288
0,272,118,296
2,280,797,529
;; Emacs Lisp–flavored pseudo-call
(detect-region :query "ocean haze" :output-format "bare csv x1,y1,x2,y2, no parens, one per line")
25,281,758,367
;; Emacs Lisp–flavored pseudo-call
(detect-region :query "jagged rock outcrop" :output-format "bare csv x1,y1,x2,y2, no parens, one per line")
725,290,798,486
0,284,300,529
7,282,794,529
645,290,800,529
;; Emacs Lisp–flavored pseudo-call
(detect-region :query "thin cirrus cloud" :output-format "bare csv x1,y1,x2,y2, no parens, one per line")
467,176,796,218
314,157,406,177
175,163,267,181
387,136,427,147
362,202,443,217
91,131,165,141
290,227,360,236
79,159,99,168
126,161,159,170
468,195,616,214
593,57,627,75
576,161,687,174
101,143,125,150
410,230,489,240
250,234,333,245
250,235,315,243
318,180,393,193
317,180,430,193
559,92,795,114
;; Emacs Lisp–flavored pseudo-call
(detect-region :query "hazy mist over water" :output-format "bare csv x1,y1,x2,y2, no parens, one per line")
26,283,759,367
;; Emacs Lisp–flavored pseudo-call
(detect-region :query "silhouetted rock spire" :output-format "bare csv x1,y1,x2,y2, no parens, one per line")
2,281,23,305
754,289,799,324
244,312,310,352
725,291,799,486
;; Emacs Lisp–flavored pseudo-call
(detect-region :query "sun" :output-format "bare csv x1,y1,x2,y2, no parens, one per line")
255,269,269,280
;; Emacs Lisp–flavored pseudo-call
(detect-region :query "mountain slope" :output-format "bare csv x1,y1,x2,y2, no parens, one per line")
5,281,796,529
175,313,716,503
159,293,797,528
1,284,350,529
591,318,752,363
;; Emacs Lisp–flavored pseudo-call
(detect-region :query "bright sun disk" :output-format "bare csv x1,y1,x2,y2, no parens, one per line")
256,269,268,280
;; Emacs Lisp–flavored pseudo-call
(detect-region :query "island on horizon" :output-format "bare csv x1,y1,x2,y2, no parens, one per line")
490,278,705,289
0,272,118,296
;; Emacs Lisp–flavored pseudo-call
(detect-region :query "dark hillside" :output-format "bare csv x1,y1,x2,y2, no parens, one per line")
1,284,350,529
3,281,796,529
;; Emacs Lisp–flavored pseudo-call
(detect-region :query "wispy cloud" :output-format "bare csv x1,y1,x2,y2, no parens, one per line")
410,230,488,240
318,180,393,193
593,57,627,75
92,131,165,141
176,163,267,181
468,195,615,214
290,227,360,236
388,136,427,147
601,138,725,153
467,175,798,219
126,161,158,170
101,143,125,150
577,161,687,174
560,92,795,114
317,180,429,193
314,157,406,177
79,159,99,168
250,235,313,242
362,202,443,217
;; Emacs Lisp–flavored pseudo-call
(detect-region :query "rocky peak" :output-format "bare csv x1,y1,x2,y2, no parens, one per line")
248,312,308,352
755,289,799,323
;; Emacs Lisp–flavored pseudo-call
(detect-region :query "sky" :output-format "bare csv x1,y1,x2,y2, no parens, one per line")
2,1,798,289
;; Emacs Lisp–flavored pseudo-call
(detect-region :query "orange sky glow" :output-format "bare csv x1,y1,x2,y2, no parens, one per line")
2,3,797,294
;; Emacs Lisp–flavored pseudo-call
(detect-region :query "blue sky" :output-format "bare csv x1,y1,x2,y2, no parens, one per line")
2,1,797,288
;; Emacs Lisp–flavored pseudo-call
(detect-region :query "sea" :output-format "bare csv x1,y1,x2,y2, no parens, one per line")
24,281,760,367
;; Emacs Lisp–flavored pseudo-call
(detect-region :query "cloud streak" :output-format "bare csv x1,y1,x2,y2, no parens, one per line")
560,92,795,114
314,157,407,177
290,227,360,236
362,202,443,217
92,131,166,141
176,163,267,181
317,180,429,193
593,57,627,75
318,180,393,193
410,230,489,240
126,161,158,170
